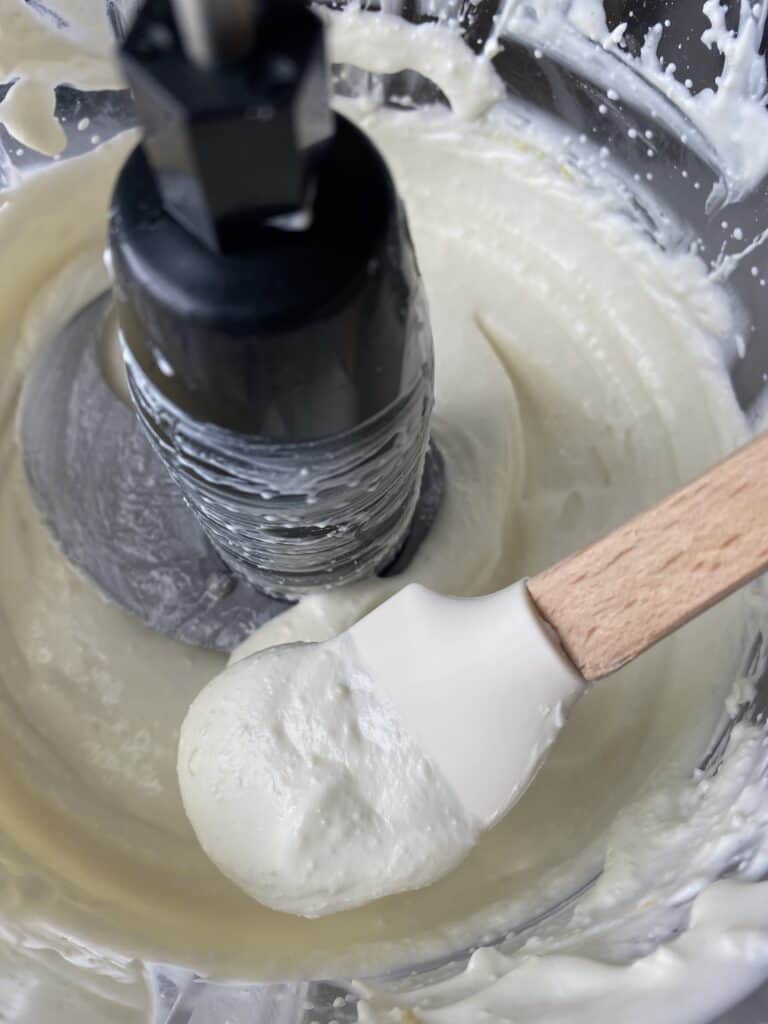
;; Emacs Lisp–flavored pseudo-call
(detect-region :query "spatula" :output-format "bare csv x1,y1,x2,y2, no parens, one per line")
341,431,768,826
179,432,768,916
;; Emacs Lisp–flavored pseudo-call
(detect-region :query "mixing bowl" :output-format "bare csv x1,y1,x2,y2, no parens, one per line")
2,0,768,1021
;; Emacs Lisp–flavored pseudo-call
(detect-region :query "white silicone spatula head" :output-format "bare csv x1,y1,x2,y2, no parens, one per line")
346,580,582,827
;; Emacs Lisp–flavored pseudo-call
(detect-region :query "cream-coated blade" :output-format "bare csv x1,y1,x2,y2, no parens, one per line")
347,580,584,828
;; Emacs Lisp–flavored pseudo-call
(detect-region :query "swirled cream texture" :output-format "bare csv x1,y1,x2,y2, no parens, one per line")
1,1,768,1022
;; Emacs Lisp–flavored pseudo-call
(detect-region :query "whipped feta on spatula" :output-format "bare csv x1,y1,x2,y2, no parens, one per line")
178,433,768,916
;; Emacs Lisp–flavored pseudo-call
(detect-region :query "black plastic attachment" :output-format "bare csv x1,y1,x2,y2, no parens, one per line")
110,0,437,596
110,119,427,440
120,0,332,252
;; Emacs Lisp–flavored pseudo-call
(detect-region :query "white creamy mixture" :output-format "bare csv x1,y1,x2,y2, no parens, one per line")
1,1,768,1022
178,639,480,917
178,579,584,915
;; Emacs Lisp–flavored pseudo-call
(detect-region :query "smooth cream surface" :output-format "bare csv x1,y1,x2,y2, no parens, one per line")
0,2,767,1021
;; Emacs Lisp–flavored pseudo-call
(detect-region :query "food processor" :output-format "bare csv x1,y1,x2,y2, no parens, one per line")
3,0,768,1021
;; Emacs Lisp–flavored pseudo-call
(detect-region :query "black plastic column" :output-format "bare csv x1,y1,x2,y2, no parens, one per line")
109,0,435,596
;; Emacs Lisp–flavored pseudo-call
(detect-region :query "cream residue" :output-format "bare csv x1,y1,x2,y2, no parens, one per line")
323,9,504,120
492,0,768,205
0,0,122,156
0,3,767,1023
359,725,768,1022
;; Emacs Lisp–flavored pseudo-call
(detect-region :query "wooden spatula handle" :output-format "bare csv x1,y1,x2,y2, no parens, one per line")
527,433,768,682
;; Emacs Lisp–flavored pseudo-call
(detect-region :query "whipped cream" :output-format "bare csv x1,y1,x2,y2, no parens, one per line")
178,639,479,917
178,580,583,915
